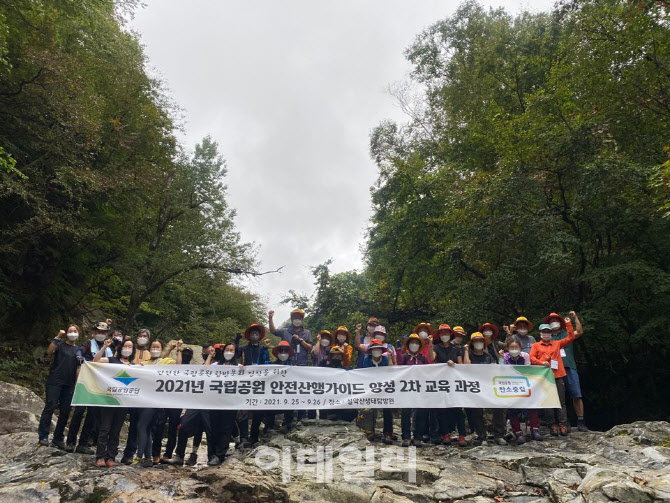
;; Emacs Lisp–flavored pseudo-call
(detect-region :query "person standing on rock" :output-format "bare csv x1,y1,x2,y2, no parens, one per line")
269,341,298,433
464,332,495,445
355,317,380,368
479,322,509,445
92,338,135,467
505,316,537,354
238,324,271,448
38,324,82,449
398,333,430,447
359,339,395,443
545,311,587,432
332,326,354,368
530,318,582,436
312,330,333,367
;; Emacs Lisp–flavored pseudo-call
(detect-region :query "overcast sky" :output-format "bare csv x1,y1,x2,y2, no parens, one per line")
129,0,555,325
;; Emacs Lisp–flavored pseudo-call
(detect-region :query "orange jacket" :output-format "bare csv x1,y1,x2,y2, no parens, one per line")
342,343,353,368
529,320,575,378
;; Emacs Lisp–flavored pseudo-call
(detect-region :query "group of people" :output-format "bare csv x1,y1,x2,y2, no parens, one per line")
37,308,587,468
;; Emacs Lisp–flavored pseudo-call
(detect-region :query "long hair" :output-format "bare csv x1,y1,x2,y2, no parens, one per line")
115,339,136,362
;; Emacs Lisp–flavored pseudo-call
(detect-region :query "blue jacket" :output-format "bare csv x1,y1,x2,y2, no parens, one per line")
361,355,389,368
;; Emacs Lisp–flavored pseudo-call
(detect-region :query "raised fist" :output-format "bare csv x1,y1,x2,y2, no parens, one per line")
268,310,275,318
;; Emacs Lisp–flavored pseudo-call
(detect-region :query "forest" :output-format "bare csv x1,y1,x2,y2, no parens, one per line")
1,0,669,428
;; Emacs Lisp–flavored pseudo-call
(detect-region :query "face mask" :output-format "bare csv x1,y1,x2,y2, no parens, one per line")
409,343,420,353
292,319,302,327
121,348,132,357
517,329,528,336
371,349,382,358
320,339,330,347
509,349,521,358
113,336,123,344
483,330,493,337
453,337,463,345
223,351,235,361
550,322,561,330
418,331,428,339
250,333,260,342
473,342,484,350
277,353,289,362
137,337,148,346
150,349,161,358
541,334,552,341
440,335,450,343
367,325,375,333
376,334,386,342
337,335,346,343
66,332,78,341
95,333,106,342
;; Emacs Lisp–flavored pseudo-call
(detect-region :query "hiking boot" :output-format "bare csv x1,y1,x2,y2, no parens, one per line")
577,420,589,432
65,443,75,453
383,434,393,445
550,425,559,436
140,458,153,468
390,433,398,441
165,455,184,465
75,445,95,455
105,459,116,468
494,437,507,446
152,456,160,464
207,455,222,466
559,424,569,436
185,453,197,466
120,455,133,465
412,439,423,448
457,436,467,447
531,428,544,441
50,439,66,450
366,432,378,442
515,432,526,445
401,439,411,447
95,458,106,468
38,438,49,447
442,434,452,445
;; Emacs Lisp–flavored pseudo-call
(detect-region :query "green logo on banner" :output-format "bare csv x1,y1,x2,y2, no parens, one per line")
113,369,137,386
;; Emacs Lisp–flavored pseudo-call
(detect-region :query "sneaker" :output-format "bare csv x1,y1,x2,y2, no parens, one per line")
95,458,106,468
65,443,75,453
577,420,589,432
457,436,467,447
495,437,507,446
480,440,488,446
550,425,559,436
515,432,526,445
140,458,153,468
185,453,197,466
401,439,411,447
152,456,160,464
75,445,95,455
207,455,222,466
159,456,171,464
412,439,423,448
559,424,568,436
105,459,116,468
165,455,184,465
366,432,378,442
531,428,544,441
442,434,452,445
390,433,398,441
50,439,66,450
38,438,49,447
120,456,133,465
383,434,393,445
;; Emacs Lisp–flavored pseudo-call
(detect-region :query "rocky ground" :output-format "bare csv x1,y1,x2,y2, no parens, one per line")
0,381,669,502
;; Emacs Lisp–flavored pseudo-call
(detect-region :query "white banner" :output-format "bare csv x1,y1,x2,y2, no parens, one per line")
71,362,560,410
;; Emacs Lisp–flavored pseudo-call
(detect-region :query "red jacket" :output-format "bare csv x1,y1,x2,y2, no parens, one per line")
529,321,575,379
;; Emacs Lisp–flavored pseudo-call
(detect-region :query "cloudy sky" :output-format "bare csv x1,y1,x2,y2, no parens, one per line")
129,0,555,324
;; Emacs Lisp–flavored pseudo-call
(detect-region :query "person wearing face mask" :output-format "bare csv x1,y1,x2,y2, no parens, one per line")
502,340,543,443
463,332,494,445
239,324,271,447
312,330,333,367
413,323,434,363
478,322,509,445
268,308,313,366
359,340,395,443
428,325,467,446
354,323,396,366
133,329,152,364
530,318,583,436
268,341,298,433
151,340,184,463
504,317,536,354
92,338,135,467
319,346,356,421
355,317,380,368
67,321,114,454
545,311,587,432
332,327,353,368
396,334,429,447
38,324,82,449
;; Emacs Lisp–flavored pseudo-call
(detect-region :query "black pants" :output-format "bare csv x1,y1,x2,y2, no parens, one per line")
487,408,507,438
38,383,73,442
66,406,99,446
375,409,394,435
96,408,126,461
175,409,207,458
152,408,181,458
401,409,428,440
209,410,237,459
265,410,294,428
545,377,568,426
438,408,466,437
122,408,139,458
469,408,487,439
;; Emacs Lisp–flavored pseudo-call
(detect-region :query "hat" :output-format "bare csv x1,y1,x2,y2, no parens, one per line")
244,324,266,340
329,345,344,356
513,316,534,332
367,339,388,354
478,323,500,339
94,321,110,331
290,309,306,319
414,322,433,335
367,317,380,325
538,323,553,333
452,326,466,336
403,333,425,352
433,324,453,341
272,340,295,358
543,313,566,329
372,325,387,336
318,330,332,339
469,332,489,346
333,326,351,343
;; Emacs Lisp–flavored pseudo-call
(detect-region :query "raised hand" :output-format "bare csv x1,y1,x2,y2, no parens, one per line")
57,330,65,339
268,310,275,318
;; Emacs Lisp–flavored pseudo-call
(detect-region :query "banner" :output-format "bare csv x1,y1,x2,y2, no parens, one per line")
72,361,560,410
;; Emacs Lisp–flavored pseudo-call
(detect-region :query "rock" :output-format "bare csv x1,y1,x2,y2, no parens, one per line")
0,409,40,435
0,382,45,416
